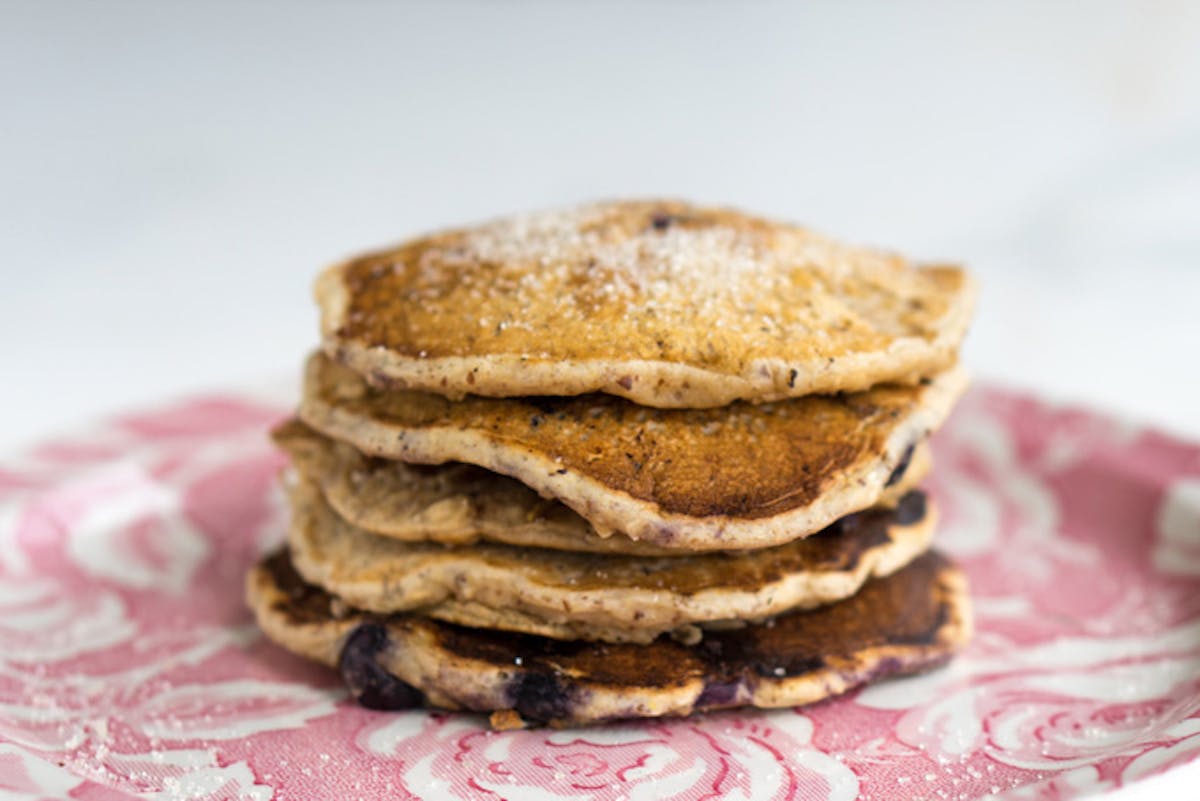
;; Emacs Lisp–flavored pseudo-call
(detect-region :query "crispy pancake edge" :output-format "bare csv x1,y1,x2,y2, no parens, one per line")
285,478,937,643
276,418,933,554
246,549,972,727
299,354,968,548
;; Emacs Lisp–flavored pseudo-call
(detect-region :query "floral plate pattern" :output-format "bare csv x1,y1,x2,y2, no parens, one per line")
1,386,1198,800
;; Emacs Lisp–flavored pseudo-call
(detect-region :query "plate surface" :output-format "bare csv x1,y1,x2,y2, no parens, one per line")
1,387,1198,801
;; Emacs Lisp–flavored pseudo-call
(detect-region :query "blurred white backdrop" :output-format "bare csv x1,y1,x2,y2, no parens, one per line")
2,0,1199,450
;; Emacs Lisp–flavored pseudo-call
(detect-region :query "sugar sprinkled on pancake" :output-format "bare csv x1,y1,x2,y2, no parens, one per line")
317,200,975,408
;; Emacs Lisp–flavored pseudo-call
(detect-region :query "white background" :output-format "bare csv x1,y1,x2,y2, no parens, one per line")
2,2,1198,798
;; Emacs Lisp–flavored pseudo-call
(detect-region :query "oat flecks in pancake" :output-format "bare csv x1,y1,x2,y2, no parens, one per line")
286,476,937,643
273,419,932,554
246,549,972,727
299,351,967,548
317,200,976,407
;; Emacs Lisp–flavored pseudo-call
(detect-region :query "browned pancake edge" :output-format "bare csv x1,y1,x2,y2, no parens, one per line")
285,474,937,643
246,549,971,727
273,417,933,554
317,199,976,407
299,352,967,547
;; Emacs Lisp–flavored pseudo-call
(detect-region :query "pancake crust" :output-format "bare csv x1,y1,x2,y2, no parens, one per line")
274,419,932,555
286,476,936,643
247,549,971,727
317,200,976,408
299,351,967,548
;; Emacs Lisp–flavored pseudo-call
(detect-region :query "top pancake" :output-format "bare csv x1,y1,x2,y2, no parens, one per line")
317,200,976,408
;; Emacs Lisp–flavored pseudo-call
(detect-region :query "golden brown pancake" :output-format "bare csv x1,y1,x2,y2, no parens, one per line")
285,475,936,644
299,351,967,548
316,200,975,408
247,549,971,727
274,418,933,555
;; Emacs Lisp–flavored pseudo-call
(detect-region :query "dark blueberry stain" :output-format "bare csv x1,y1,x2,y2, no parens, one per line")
787,369,798,389
507,671,572,723
752,655,825,677
864,655,903,680
893,490,927,526
523,396,569,416
885,442,917,487
338,623,424,710
696,679,742,709
650,212,674,231
262,545,959,726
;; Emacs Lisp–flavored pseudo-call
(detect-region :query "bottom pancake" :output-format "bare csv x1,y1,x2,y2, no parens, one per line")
246,549,971,728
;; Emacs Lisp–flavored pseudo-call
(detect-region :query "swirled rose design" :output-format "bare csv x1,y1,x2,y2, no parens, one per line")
404,715,856,801
0,386,1197,799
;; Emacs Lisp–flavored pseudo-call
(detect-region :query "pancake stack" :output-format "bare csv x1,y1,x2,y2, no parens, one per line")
247,200,977,728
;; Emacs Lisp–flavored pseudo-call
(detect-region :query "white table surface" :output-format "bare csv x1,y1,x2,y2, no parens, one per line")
2,2,1198,798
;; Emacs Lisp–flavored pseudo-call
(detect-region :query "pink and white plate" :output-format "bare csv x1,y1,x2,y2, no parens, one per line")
1,384,1198,801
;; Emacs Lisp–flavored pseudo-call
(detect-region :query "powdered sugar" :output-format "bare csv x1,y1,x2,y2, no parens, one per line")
327,199,974,405
452,202,800,319
394,200,918,337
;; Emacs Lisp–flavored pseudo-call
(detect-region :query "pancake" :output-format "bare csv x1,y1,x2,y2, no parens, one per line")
274,419,933,555
247,549,970,727
299,351,967,548
317,200,976,408
286,475,936,644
